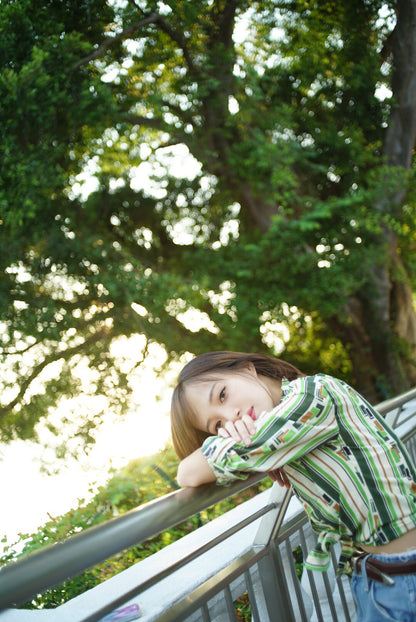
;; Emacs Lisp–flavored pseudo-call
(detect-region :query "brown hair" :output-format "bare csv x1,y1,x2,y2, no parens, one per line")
170,351,304,460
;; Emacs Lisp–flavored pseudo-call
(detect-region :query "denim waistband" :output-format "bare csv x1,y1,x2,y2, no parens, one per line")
367,547,416,564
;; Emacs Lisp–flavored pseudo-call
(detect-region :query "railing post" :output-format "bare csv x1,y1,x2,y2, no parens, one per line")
250,486,299,622
256,542,298,622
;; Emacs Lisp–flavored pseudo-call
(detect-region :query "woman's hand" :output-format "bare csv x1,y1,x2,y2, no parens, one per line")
267,468,291,489
217,414,256,446
215,420,291,489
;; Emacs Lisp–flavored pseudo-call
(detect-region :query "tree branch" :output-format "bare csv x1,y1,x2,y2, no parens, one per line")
1,339,39,357
72,13,160,69
118,113,165,129
72,10,198,77
0,327,111,417
159,98,194,121
153,14,197,74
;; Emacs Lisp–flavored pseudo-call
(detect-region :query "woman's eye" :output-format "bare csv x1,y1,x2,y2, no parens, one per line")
214,420,222,433
219,387,226,402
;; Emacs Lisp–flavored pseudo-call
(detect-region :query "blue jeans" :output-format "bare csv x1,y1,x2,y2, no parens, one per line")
351,549,416,621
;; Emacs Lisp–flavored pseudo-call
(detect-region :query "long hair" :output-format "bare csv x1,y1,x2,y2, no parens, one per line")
170,351,304,460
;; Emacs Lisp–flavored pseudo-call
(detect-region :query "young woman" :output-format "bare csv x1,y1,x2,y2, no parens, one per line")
171,351,416,622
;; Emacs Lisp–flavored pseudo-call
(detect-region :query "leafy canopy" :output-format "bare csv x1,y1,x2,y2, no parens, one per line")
1,0,414,449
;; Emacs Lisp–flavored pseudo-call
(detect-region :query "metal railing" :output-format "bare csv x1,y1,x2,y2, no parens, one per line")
1,388,416,622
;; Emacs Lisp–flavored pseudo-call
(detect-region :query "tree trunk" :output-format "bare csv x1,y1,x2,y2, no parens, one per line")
196,0,416,400
330,0,416,399
326,297,388,401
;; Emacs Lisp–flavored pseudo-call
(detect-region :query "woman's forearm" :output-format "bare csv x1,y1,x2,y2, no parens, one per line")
177,448,216,487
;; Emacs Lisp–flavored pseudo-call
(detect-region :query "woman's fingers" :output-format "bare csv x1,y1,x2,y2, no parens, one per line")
267,468,291,489
220,415,256,445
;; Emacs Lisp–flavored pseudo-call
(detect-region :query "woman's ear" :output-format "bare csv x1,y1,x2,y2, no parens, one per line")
240,361,257,377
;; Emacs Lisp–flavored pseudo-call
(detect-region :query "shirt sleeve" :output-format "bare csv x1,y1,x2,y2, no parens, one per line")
201,375,339,485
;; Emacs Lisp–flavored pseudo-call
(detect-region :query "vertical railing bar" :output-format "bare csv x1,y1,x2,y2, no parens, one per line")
245,569,260,622
305,569,324,622
266,488,294,545
335,576,352,622
299,529,325,622
225,585,237,620
391,405,404,428
322,569,340,622
284,536,309,622
408,437,416,462
398,404,405,426
266,541,298,622
330,547,353,622
201,602,211,622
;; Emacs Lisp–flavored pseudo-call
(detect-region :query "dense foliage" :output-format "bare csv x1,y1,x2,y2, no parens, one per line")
1,0,416,449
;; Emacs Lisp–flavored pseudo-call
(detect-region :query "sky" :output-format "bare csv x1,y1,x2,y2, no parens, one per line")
0,341,177,553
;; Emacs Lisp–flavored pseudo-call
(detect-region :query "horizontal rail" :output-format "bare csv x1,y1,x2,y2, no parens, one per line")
80,492,292,622
376,386,416,415
0,474,264,610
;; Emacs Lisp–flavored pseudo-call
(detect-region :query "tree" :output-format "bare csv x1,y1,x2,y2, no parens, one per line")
1,0,416,448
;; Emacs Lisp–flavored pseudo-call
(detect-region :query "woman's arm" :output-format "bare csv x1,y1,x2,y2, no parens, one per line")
177,448,217,487
200,377,337,483
177,442,291,488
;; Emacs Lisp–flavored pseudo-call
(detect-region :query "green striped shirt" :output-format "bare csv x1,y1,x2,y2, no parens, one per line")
201,374,416,574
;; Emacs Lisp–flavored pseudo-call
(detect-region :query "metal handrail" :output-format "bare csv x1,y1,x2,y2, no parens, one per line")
0,474,264,610
377,386,416,430
375,386,416,414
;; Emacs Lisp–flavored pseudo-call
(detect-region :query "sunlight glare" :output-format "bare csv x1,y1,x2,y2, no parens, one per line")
0,340,180,551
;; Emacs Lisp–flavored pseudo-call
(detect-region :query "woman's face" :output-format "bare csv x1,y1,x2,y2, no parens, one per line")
184,363,278,436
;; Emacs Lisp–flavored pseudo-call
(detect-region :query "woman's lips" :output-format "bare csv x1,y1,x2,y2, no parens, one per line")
248,406,256,420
